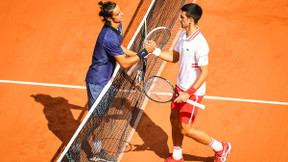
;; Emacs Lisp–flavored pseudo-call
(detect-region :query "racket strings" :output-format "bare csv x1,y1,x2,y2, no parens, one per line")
145,29,171,49
144,77,174,103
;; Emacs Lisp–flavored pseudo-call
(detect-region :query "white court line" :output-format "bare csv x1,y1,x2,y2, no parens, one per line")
0,80,86,89
0,80,135,93
150,92,288,106
152,92,172,96
1,79,288,106
204,96,288,106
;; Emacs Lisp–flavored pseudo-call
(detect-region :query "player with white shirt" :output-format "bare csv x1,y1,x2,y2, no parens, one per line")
151,3,231,162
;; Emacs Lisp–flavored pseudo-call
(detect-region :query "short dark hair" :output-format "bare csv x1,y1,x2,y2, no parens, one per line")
98,1,116,26
181,3,202,24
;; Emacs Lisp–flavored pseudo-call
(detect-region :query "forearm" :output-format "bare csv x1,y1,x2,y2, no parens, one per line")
187,65,208,95
158,51,173,62
118,44,155,69
118,55,140,69
115,49,149,69
121,45,136,56
158,50,179,63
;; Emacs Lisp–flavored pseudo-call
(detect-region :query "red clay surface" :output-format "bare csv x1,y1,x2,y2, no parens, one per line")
1,0,288,162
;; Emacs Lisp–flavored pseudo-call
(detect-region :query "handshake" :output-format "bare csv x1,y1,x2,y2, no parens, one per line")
136,40,161,59
144,40,161,56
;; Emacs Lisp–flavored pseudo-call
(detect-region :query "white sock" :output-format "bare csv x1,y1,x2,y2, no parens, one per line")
91,140,102,154
172,146,182,160
209,138,223,152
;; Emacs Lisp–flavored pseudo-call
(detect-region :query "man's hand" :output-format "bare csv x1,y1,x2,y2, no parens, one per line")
144,40,156,53
174,91,190,103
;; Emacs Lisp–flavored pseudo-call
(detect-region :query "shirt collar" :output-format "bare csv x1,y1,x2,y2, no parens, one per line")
186,26,200,41
107,24,121,35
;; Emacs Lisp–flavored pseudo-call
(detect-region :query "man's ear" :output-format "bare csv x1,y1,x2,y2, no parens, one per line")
189,18,195,25
107,17,113,23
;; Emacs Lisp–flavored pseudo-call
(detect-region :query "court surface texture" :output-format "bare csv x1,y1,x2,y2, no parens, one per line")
0,0,288,161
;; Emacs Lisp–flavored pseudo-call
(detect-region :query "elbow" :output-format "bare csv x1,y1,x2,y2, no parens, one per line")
204,73,208,80
121,64,130,69
171,59,178,63
199,67,208,80
200,65,208,78
203,70,208,79
171,55,179,63
118,61,131,69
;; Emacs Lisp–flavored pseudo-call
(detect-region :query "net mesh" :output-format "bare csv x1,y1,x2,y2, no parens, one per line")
59,0,186,161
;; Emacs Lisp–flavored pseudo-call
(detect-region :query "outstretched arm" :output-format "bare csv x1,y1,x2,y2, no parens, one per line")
157,50,180,63
115,43,156,69
114,54,140,69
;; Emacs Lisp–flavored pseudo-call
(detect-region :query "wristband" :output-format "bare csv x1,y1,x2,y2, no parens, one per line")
186,86,196,96
152,48,161,56
136,48,149,59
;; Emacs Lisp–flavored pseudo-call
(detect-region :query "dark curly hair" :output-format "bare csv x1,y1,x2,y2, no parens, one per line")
98,1,116,26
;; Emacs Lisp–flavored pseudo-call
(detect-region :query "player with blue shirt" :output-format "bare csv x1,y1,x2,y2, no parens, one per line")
85,1,155,161
86,1,155,109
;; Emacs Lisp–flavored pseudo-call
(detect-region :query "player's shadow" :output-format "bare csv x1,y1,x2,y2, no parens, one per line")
95,95,170,159
103,91,212,161
131,111,170,159
130,110,213,161
31,94,213,162
31,94,87,161
92,95,169,159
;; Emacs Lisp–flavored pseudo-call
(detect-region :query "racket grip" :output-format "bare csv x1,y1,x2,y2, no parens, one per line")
187,99,205,109
127,63,138,76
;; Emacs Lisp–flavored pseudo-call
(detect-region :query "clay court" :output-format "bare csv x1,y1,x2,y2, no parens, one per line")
0,0,288,161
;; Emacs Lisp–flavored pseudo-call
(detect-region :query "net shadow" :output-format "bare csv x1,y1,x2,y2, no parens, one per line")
30,94,87,162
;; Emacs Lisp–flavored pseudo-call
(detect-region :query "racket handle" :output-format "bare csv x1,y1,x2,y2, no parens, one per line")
187,99,205,109
127,63,138,76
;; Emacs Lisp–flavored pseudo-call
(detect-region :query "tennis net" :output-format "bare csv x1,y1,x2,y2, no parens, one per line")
58,0,186,161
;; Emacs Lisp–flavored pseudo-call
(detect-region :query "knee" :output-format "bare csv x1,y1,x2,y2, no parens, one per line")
180,127,189,136
180,124,195,137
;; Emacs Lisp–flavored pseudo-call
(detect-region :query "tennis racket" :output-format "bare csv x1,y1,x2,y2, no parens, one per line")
143,76,205,109
142,26,171,49
127,26,171,76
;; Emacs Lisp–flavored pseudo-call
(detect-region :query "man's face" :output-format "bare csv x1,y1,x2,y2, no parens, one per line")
179,11,192,29
111,5,124,23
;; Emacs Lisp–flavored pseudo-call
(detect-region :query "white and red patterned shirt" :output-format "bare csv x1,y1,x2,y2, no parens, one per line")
174,27,209,96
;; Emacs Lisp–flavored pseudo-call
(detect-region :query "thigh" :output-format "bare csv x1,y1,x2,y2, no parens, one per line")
86,83,104,110
180,95,204,124
95,85,115,117
170,108,180,121
172,94,204,125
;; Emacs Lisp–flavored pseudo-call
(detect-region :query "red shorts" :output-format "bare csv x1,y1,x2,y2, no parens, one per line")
171,85,204,124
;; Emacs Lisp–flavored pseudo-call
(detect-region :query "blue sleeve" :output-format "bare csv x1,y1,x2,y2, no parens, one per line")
103,33,124,57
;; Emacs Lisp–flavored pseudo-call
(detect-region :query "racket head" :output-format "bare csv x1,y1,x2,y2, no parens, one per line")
143,27,171,49
143,76,176,103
